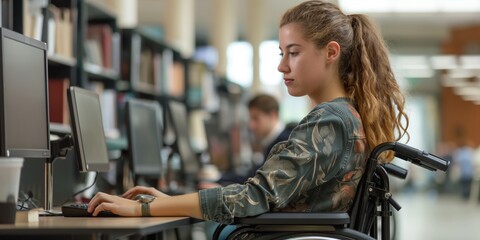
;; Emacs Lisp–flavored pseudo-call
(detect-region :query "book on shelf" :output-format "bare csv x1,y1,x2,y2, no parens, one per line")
160,48,186,97
169,61,185,97
161,48,174,94
129,33,141,90
139,49,153,86
129,34,169,95
86,23,114,69
152,52,163,93
48,78,70,124
60,7,73,58
111,32,121,74
23,1,74,58
88,82,119,139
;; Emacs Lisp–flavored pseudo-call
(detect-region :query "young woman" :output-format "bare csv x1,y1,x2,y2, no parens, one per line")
87,0,409,224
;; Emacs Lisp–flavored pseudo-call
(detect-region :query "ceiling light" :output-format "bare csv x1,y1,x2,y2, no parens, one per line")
339,0,480,12
459,55,480,69
453,86,480,96
393,55,430,69
441,77,470,88
430,55,458,70
448,68,478,78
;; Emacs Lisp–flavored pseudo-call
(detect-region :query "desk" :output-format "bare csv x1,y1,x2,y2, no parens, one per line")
0,216,197,239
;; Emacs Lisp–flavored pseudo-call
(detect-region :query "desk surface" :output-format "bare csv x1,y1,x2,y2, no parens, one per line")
0,216,196,236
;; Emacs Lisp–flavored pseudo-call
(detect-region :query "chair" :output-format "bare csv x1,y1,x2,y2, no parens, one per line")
213,142,450,240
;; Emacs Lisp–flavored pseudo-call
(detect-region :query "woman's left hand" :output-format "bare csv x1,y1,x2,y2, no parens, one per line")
87,192,142,217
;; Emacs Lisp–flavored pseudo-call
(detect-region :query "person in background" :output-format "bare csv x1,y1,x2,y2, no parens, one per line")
247,94,293,169
87,0,409,233
217,93,294,185
453,139,474,200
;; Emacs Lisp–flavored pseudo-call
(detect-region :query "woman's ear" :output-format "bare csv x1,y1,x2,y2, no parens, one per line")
325,41,340,63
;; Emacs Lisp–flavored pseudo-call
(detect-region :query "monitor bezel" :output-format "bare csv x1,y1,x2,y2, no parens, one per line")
0,27,51,158
67,86,109,172
166,99,200,175
125,98,164,177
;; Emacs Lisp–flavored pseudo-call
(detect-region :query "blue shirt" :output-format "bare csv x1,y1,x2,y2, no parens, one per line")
454,146,474,179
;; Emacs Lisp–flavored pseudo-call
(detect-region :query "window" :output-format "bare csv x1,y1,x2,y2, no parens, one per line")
226,41,252,87
260,40,282,86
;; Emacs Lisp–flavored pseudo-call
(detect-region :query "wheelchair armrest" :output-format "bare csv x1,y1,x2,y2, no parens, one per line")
233,212,350,226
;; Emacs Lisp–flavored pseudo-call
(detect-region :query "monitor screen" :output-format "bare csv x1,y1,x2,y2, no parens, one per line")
67,87,109,172
167,100,199,175
0,27,50,158
204,118,231,171
126,98,164,177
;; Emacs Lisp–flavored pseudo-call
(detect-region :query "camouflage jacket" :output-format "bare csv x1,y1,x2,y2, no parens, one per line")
199,98,368,224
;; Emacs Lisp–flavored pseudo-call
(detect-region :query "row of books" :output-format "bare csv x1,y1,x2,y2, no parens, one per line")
188,61,219,112
128,34,185,97
23,0,74,58
85,23,121,72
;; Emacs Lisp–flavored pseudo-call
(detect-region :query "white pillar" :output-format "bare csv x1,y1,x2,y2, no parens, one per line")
163,0,195,58
210,0,237,78
245,0,268,94
105,0,138,28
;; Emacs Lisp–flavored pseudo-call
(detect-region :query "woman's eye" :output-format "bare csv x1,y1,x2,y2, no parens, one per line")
289,52,299,56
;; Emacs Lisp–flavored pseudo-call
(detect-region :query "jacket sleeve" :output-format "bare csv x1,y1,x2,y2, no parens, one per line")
199,107,349,224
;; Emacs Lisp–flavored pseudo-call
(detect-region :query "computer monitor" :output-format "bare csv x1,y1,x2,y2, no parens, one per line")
67,86,109,172
0,27,50,158
204,118,232,172
125,98,164,178
166,100,200,176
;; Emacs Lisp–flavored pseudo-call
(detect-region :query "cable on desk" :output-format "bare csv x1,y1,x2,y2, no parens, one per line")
61,171,99,205
17,190,35,210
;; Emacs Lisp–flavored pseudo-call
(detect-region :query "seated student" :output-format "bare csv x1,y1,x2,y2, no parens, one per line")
218,93,294,184
247,93,293,172
87,0,409,226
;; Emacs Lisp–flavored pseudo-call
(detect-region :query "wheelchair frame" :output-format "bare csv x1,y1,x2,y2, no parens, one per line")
213,142,450,240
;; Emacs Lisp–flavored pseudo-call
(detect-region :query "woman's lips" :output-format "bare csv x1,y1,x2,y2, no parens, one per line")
284,78,293,85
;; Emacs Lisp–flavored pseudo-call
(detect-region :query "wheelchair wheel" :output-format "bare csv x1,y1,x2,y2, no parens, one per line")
226,227,374,240
375,210,397,240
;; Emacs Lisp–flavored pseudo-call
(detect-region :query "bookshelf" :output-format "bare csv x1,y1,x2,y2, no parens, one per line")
6,0,217,124
9,0,78,125
7,0,220,168
77,0,120,88
120,28,188,100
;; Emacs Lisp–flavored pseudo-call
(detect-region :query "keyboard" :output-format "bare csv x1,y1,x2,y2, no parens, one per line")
62,203,119,217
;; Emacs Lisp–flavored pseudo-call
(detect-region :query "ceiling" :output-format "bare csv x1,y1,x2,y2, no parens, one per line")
137,0,480,48
135,0,480,94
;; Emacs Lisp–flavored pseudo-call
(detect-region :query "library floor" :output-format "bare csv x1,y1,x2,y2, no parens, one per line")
190,191,480,240
395,191,480,240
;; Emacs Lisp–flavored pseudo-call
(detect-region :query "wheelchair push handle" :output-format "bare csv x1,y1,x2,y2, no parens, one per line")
383,163,408,179
393,142,450,172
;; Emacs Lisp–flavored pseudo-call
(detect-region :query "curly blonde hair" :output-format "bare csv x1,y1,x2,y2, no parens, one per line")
280,1,409,162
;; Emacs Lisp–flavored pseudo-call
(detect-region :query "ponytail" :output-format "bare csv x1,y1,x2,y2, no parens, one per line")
346,14,409,162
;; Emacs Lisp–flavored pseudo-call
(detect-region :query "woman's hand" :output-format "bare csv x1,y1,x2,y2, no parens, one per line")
122,186,170,199
87,192,141,217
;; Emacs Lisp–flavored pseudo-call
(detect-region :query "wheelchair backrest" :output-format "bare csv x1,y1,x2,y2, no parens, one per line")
348,163,387,234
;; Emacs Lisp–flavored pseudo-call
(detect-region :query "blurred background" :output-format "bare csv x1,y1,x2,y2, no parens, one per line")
135,1,480,239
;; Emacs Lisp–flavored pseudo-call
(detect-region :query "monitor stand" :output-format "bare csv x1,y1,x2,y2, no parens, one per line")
39,135,73,216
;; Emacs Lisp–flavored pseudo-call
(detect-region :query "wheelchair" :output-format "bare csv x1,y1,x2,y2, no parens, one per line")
213,142,450,240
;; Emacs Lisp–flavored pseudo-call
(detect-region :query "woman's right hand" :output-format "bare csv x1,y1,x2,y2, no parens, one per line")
122,186,170,199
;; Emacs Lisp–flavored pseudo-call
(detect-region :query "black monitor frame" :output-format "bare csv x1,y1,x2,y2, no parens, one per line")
0,27,50,158
125,98,164,178
67,86,109,172
165,99,200,176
